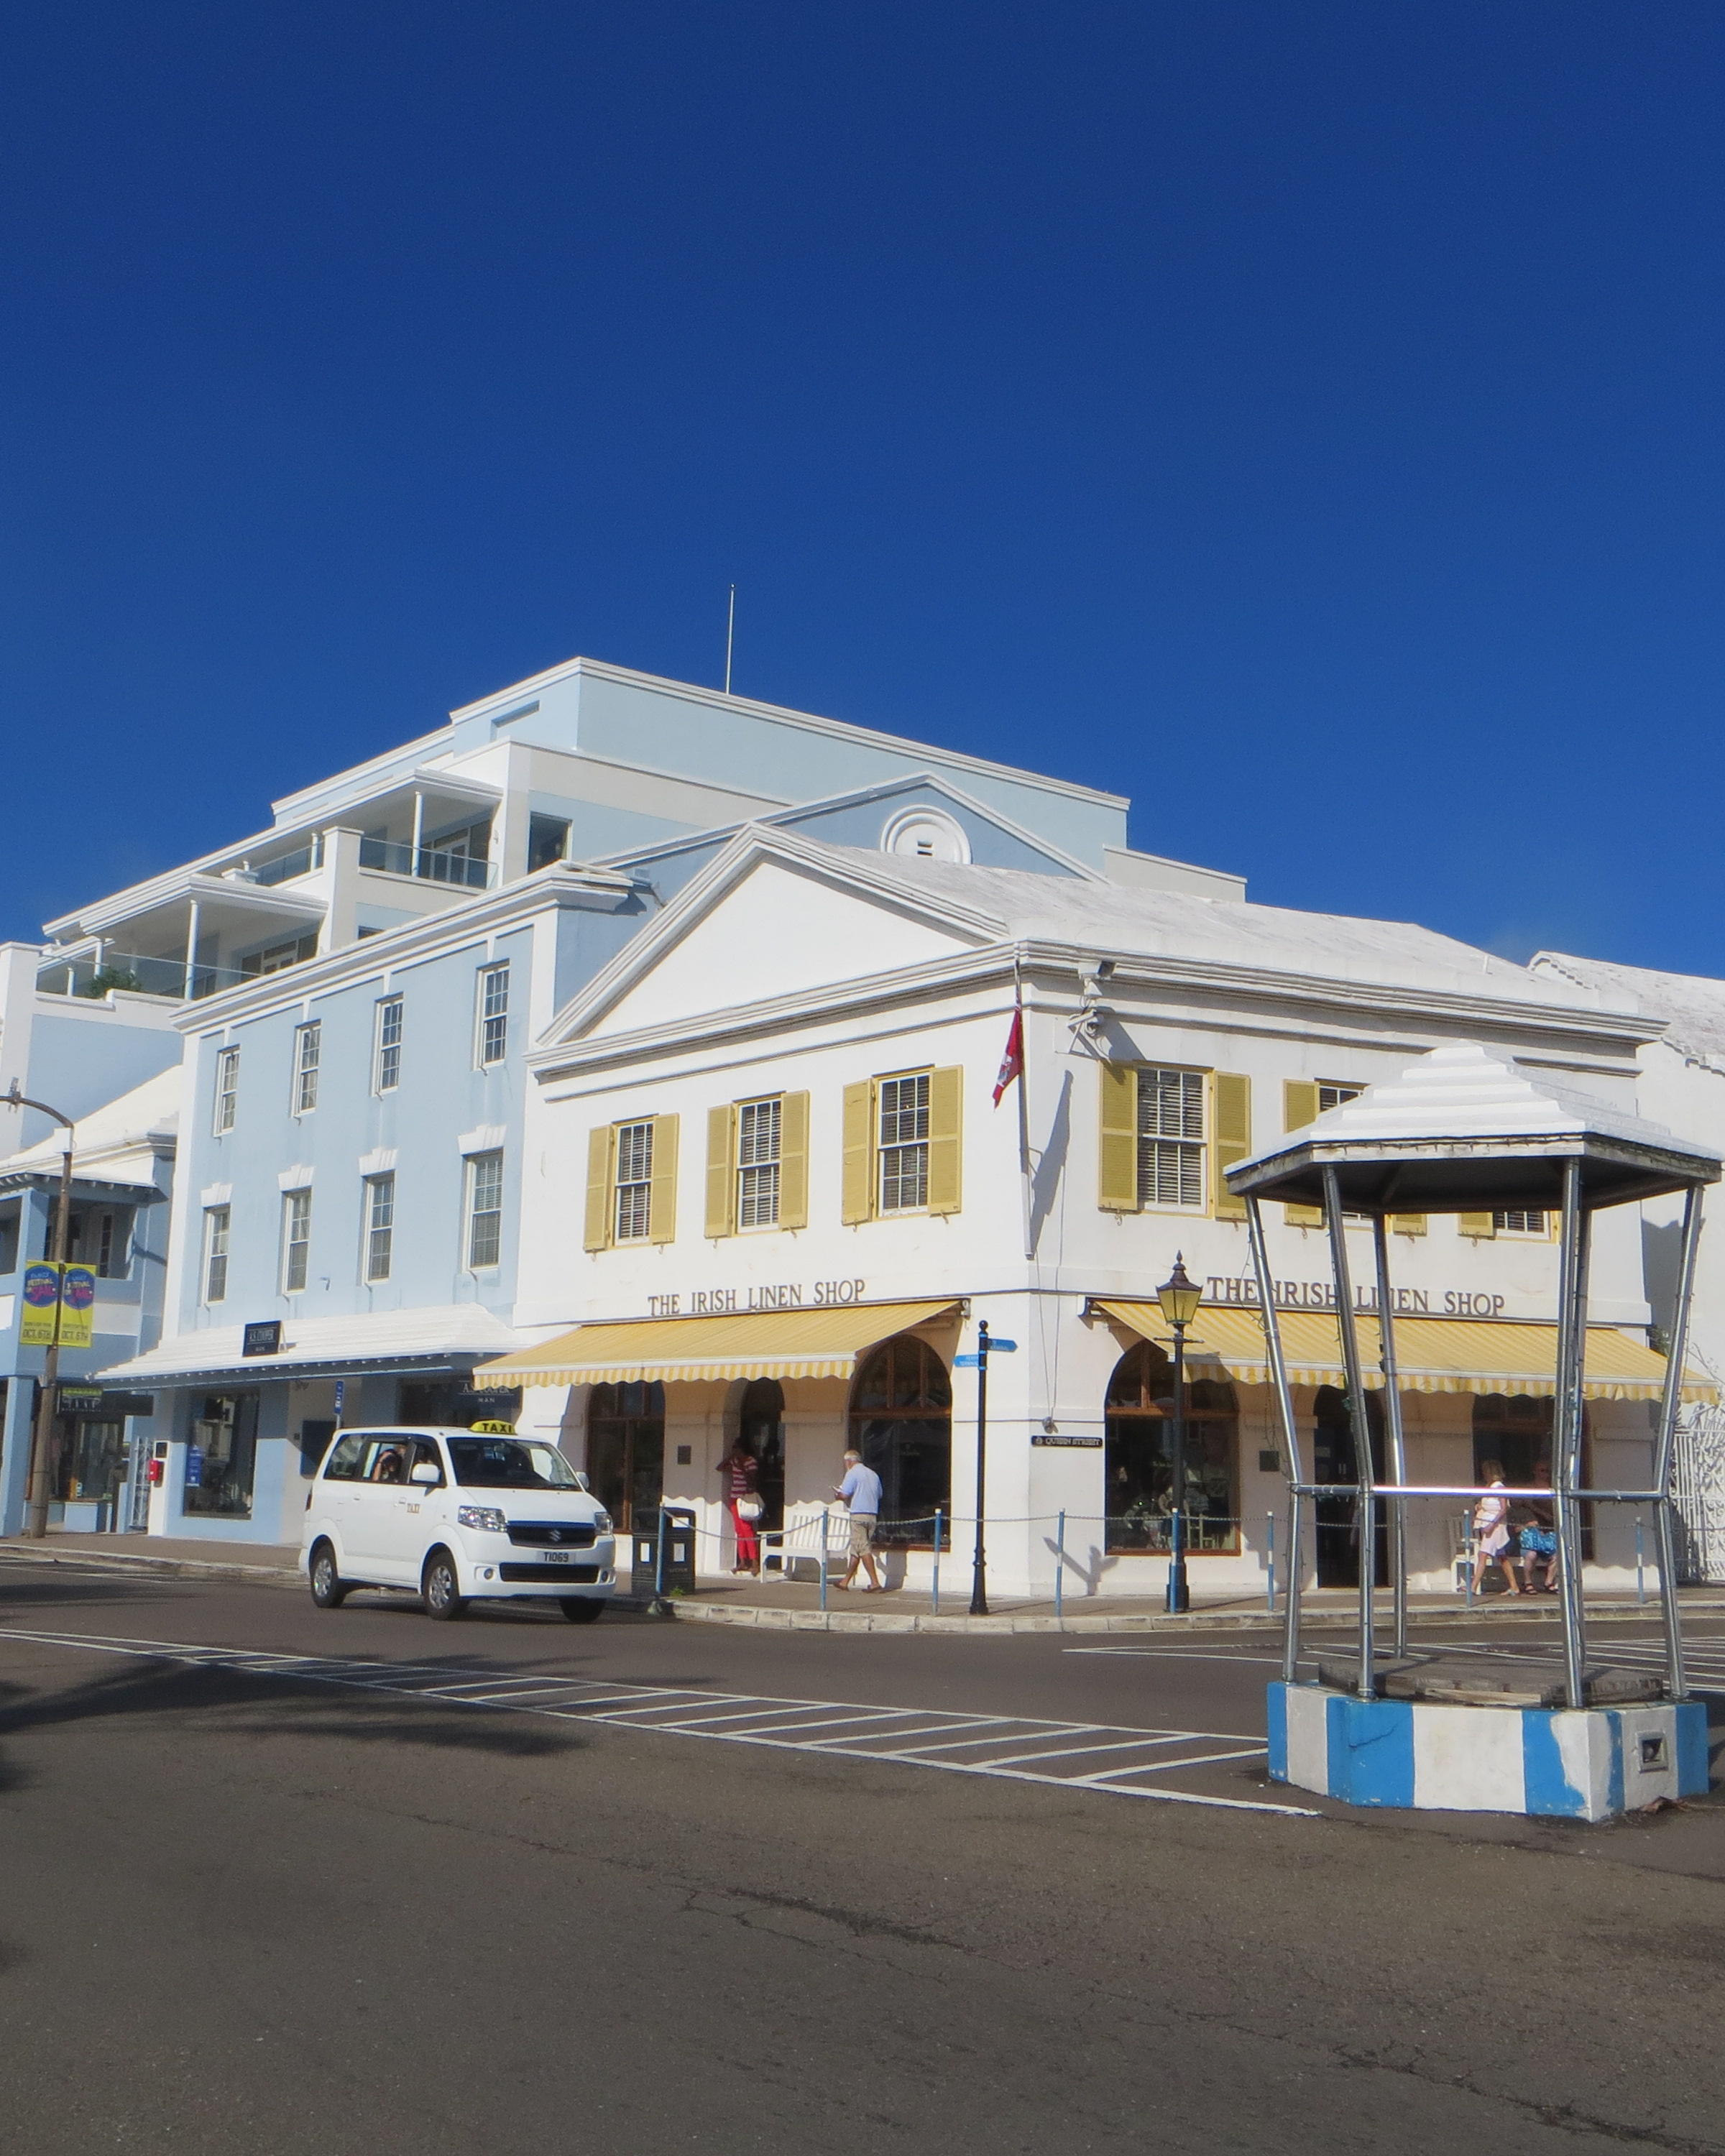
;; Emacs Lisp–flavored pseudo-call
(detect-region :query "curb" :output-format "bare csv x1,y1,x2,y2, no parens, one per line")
0,1546,304,1590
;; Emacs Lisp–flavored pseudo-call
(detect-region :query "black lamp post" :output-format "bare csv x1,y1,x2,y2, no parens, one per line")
1156,1253,1202,1615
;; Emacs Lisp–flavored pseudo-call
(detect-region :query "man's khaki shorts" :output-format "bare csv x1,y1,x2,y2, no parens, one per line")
849,1514,877,1558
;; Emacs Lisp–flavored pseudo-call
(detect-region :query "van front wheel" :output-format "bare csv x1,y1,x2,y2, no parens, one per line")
560,1598,604,1624
309,1541,348,1609
423,1550,467,1621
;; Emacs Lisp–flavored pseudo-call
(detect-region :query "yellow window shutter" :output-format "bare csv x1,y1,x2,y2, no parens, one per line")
1392,1214,1427,1236
778,1090,810,1230
648,1114,678,1244
705,1105,735,1240
1098,1061,1139,1212
583,1125,613,1253
1459,1212,1496,1239
927,1067,964,1214
1283,1080,1323,1227
841,1081,874,1224
1212,1072,1251,1220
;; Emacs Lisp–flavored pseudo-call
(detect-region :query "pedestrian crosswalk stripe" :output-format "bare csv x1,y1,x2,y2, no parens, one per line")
0,1623,1317,1818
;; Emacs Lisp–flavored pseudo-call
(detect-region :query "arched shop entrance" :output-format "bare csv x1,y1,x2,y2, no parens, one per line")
1104,1341,1239,1554
587,1381,665,1532
1311,1384,1389,1588
847,1333,952,1542
737,1378,786,1539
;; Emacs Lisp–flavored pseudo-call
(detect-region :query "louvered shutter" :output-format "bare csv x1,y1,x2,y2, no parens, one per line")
648,1114,678,1244
1098,1062,1139,1211
705,1105,735,1239
583,1125,613,1252
1391,1213,1427,1235
927,1067,964,1215
778,1091,810,1230
841,1082,874,1224
1459,1212,1496,1239
1282,1081,1324,1227
1212,1072,1251,1220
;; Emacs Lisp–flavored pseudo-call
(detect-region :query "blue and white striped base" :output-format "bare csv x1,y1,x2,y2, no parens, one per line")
1267,1682,1709,1820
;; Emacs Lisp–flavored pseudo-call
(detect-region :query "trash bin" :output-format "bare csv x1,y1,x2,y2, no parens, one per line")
630,1506,696,1595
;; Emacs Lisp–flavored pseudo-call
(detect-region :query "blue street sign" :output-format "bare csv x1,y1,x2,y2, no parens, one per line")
954,1353,983,1368
988,1338,1018,1352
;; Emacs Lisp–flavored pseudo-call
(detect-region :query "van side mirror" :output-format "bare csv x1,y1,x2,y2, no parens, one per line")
410,1462,441,1487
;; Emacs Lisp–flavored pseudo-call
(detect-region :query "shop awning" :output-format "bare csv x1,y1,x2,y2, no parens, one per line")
1091,1301,1719,1405
95,1305,523,1391
473,1301,962,1388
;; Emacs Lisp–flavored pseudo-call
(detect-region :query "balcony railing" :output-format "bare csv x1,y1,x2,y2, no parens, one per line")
35,949,300,1002
358,838,495,889
235,837,324,887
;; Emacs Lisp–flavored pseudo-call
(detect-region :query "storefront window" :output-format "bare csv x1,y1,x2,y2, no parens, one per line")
54,1419,125,1504
183,1393,259,1518
397,1381,523,1429
737,1378,786,1535
847,1334,951,1542
1473,1393,1589,1556
1104,1342,1238,1554
588,1382,665,1531
1310,1386,1387,1587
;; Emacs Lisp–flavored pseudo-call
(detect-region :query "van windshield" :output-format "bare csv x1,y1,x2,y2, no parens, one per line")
447,1437,581,1490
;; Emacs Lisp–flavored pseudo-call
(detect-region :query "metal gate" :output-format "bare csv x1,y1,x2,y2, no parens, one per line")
1673,1404,1725,1583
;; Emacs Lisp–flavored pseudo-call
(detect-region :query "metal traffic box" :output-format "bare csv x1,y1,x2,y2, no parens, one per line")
631,1505,697,1596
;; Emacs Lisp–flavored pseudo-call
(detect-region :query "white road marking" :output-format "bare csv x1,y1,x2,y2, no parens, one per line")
0,1623,1316,1817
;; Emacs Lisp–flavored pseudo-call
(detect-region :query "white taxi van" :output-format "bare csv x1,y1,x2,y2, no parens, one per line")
301,1424,617,1623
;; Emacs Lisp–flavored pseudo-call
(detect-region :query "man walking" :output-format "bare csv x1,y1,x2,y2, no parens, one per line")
832,1448,884,1592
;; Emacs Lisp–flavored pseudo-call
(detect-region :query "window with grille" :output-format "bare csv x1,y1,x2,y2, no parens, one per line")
203,1207,229,1303
615,1123,654,1240
466,1153,502,1268
293,1023,321,1115
878,1074,931,1212
1136,1069,1205,1209
1494,1210,1548,1235
477,964,509,1066
364,1174,395,1281
737,1099,782,1227
282,1189,312,1293
374,997,402,1093
214,1047,239,1135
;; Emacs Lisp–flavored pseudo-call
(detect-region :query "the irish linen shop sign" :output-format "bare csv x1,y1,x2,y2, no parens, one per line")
646,1279,869,1317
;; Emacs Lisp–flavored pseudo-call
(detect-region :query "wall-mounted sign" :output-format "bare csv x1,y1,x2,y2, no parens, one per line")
243,1321,283,1357
1031,1434,1103,1448
185,1446,203,1488
646,1279,868,1318
1201,1275,1509,1321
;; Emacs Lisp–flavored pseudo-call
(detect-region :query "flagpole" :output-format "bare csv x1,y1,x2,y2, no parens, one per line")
1013,958,1033,1263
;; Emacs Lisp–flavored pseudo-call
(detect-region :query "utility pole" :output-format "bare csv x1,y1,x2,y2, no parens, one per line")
6,1082,75,1539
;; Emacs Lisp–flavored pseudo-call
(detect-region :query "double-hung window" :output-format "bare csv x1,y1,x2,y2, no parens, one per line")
737,1099,782,1227
1494,1210,1549,1235
477,964,509,1066
465,1152,503,1268
214,1046,239,1135
374,997,402,1093
878,1074,931,1213
282,1189,312,1293
293,1023,321,1115
614,1123,653,1241
203,1207,230,1303
364,1174,395,1282
1136,1068,1205,1210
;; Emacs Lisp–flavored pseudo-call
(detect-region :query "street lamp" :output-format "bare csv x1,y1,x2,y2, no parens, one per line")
1156,1253,1203,1614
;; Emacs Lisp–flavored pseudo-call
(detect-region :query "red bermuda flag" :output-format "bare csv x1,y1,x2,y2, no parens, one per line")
993,1008,1025,1105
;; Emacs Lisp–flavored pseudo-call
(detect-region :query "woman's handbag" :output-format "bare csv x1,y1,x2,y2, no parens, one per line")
735,1495,764,1523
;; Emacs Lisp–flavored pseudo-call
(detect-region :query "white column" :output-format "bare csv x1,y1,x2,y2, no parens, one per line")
410,791,425,875
183,899,201,999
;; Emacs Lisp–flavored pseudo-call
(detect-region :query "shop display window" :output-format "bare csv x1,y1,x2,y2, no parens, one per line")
588,1381,665,1532
847,1334,951,1542
1104,1342,1239,1553
183,1393,259,1518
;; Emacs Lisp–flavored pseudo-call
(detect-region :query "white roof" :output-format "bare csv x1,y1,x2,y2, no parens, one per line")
98,1304,522,1387
0,1067,179,1189
1535,950,1725,1067
830,849,1624,1012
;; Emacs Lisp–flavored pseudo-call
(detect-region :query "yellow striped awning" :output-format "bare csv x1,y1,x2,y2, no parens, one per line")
472,1300,962,1388
1092,1301,1718,1405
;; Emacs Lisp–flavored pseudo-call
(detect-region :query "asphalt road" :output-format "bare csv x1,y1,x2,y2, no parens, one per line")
1,1554,1723,2156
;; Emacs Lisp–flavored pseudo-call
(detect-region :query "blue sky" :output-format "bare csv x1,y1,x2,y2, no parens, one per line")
5,3,1723,974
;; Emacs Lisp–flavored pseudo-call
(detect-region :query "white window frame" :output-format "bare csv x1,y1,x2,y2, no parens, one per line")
281,1187,312,1294
364,1173,395,1283
878,1072,931,1215
737,1097,782,1229
374,996,402,1095
213,1046,239,1136
292,1022,321,1116
476,963,509,1067
1136,1067,1207,1212
1494,1209,1551,1238
203,1207,230,1304
614,1122,654,1242
464,1151,504,1269
1318,1084,1368,1221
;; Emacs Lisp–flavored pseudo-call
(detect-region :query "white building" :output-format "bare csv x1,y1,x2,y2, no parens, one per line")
478,829,1694,1600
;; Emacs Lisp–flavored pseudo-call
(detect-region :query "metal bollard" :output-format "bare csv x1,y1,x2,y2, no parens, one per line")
1637,1515,1646,1608
1463,1515,1474,1609
931,1507,942,1617
819,1506,829,1613
1266,1510,1275,1615
1054,1509,1065,1623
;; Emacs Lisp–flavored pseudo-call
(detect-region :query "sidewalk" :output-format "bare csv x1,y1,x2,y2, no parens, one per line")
6,1531,1724,1634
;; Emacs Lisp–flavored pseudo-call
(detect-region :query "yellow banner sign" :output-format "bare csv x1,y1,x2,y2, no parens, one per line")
17,1263,96,1350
